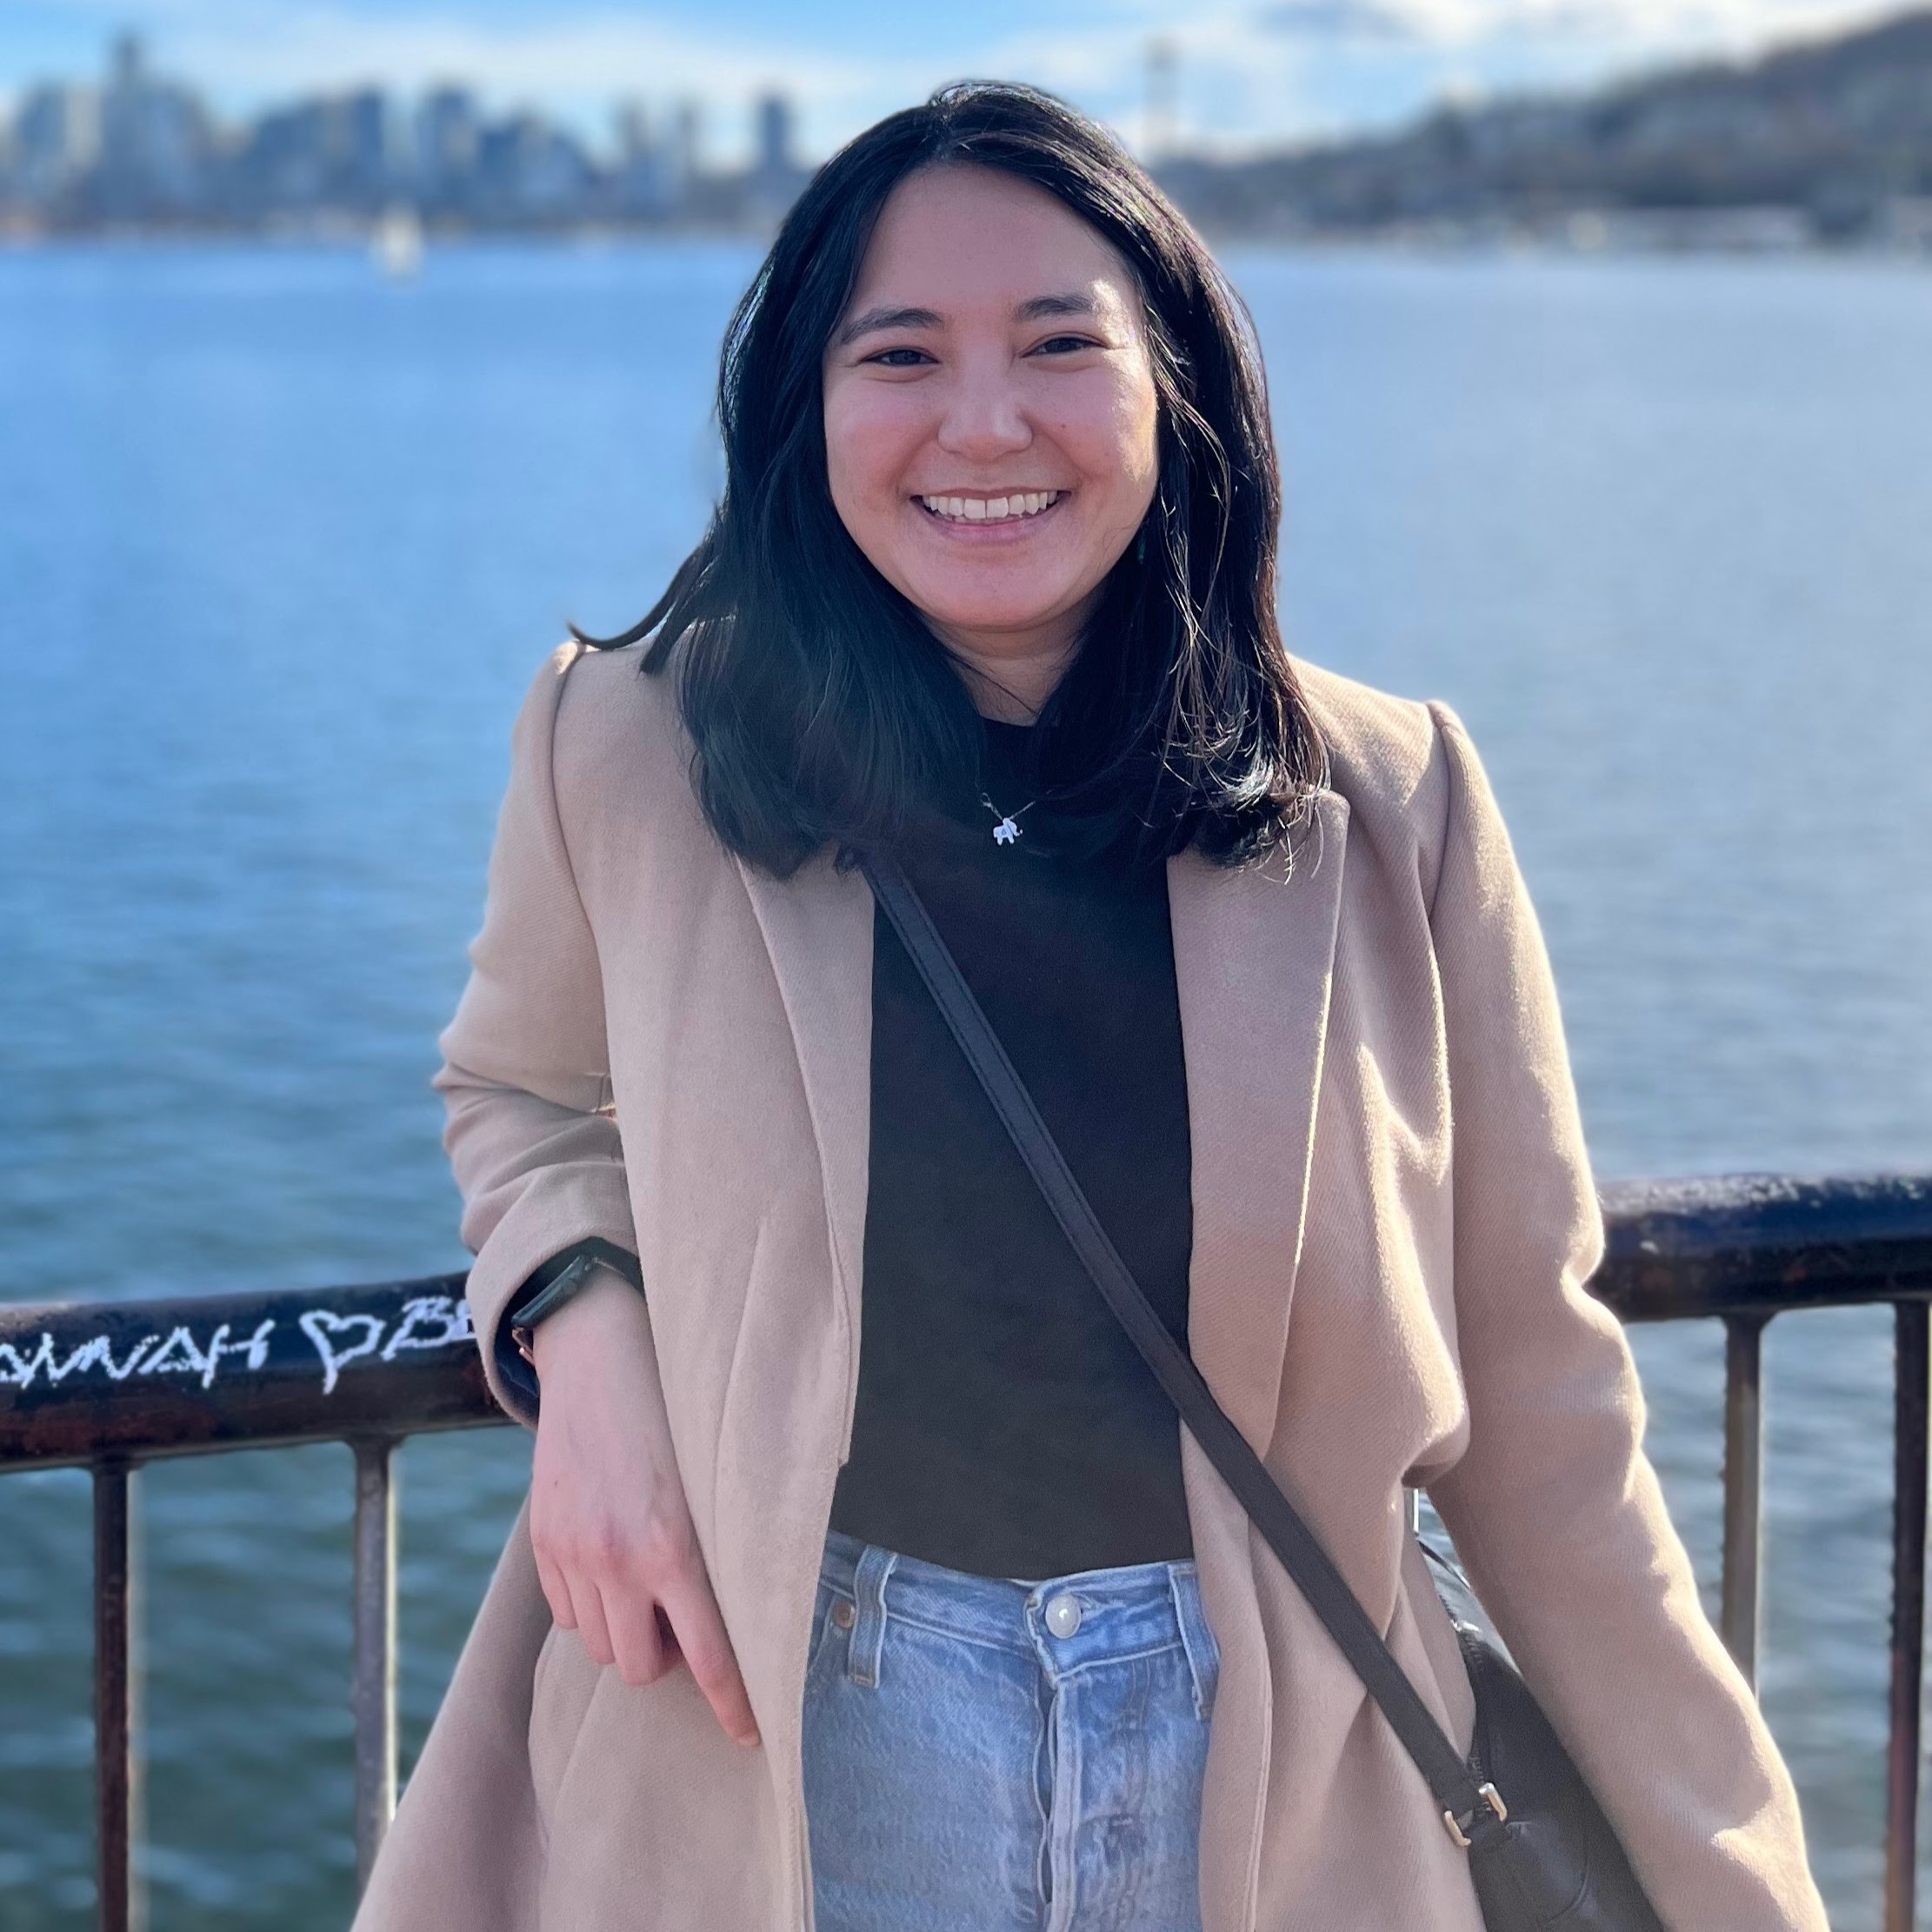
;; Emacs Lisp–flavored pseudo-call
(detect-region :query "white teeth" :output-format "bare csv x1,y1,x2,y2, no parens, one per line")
920,490,1060,523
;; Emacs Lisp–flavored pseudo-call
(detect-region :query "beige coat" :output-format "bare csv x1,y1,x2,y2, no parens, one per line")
351,638,1829,1932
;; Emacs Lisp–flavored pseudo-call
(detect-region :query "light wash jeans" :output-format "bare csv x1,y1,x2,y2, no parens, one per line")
802,1526,1221,1932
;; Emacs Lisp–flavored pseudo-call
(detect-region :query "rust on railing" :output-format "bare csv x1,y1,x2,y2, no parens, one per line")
1888,1297,1929,1932
92,1457,140,1932
0,1270,496,1914
1718,1312,1767,1682
4,1172,1932,1931
351,1435,401,1894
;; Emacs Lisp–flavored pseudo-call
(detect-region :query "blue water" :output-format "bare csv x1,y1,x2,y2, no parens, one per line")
1,237,1929,1929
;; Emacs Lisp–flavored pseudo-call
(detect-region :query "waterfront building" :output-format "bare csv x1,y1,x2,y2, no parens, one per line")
8,84,102,210
416,87,482,218
91,32,214,221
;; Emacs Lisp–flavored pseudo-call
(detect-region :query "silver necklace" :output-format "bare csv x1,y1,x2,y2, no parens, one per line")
979,791,1039,848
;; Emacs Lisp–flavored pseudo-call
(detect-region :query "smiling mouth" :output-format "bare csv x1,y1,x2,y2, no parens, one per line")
916,490,1064,525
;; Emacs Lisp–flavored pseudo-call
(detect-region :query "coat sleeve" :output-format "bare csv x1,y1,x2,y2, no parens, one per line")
432,644,639,1431
1419,700,1829,1932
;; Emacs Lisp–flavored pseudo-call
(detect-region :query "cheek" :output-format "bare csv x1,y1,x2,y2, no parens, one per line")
823,385,919,516
1054,376,1160,503
1109,380,1162,494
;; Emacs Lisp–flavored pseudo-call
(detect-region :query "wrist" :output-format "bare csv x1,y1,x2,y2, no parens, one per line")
528,1266,652,1374
508,1242,643,1362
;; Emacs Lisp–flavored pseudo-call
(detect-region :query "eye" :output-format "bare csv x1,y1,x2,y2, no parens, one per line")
863,347,935,368
1031,334,1101,356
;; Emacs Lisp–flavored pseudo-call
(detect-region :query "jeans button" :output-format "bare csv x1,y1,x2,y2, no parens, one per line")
832,1598,856,1630
1044,1592,1083,1639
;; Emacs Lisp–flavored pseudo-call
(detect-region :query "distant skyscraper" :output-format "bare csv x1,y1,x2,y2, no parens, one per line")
342,88,398,206
416,87,480,210
672,97,704,188
613,99,675,217
1144,38,1179,161
474,110,590,220
95,30,211,217
239,99,334,211
11,86,102,204
756,92,793,180
748,90,801,223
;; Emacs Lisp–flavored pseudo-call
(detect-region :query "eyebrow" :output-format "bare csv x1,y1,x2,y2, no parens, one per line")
834,290,1100,349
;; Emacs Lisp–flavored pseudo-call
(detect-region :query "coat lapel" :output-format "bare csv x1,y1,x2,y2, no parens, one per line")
730,847,876,1367
1169,789,1350,1453
735,785,1349,1469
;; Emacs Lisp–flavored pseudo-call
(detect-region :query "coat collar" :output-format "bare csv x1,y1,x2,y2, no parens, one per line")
1167,791,1349,1449
732,788,1349,1459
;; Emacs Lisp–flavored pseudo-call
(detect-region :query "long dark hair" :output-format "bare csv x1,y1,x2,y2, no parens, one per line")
573,78,1328,878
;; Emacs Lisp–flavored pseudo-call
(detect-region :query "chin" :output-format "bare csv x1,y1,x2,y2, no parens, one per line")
931,610,1067,644
915,583,1076,632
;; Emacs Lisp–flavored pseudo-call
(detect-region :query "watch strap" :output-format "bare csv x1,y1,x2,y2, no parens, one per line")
506,1237,644,1366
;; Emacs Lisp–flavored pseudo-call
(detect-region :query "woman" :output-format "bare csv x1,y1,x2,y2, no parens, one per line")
353,81,1828,1932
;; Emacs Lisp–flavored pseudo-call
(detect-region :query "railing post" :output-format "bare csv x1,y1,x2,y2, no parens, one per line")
1884,1300,1929,1932
93,1456,146,1932
351,1436,400,1894
1720,1313,1768,1689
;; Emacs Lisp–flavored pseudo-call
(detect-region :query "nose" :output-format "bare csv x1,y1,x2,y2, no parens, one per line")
934,357,1033,463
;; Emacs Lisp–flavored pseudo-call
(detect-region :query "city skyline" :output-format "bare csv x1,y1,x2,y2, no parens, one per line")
8,9,1928,245
0,30,813,231
0,0,1905,162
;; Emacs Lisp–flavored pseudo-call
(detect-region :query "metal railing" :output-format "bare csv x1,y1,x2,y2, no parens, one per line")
3,1171,1931,1930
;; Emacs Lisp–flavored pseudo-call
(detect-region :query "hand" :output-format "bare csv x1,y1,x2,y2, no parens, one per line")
526,1269,760,1749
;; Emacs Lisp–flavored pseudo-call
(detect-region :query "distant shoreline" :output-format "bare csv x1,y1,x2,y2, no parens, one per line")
3,210,1927,265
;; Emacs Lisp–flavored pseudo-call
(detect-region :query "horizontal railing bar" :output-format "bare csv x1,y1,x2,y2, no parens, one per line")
0,1275,499,1474
1596,1172,1932,1322
5,1172,1931,1476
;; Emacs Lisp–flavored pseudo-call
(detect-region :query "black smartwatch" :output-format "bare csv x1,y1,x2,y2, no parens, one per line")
506,1238,644,1367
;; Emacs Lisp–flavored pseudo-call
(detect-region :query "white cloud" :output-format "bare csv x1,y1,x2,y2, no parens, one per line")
1256,0,1897,54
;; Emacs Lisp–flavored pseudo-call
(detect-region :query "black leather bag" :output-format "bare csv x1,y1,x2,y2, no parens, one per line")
861,848,1669,1932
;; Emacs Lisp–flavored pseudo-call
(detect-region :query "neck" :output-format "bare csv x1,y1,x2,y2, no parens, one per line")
946,638,1075,724
924,596,1096,723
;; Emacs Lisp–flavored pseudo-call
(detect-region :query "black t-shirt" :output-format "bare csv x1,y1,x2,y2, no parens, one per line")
828,717,1196,1580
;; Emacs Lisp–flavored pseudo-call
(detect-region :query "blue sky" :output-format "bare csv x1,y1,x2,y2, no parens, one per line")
0,0,1902,157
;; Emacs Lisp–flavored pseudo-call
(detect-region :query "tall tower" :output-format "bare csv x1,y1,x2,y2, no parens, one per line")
1144,37,1179,163
755,91,793,180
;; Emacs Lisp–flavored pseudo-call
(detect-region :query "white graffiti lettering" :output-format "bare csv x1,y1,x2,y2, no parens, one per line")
142,1325,217,1382
211,1318,277,1381
0,1301,469,1395
379,1295,472,1360
0,1329,162,1389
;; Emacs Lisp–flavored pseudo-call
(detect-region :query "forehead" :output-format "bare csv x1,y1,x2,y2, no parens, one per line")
838,163,1142,330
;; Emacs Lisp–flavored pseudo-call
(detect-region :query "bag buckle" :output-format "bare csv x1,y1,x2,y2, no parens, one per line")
1442,1782,1509,1848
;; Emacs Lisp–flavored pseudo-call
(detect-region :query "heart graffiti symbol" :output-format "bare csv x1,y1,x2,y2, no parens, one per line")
297,1310,387,1396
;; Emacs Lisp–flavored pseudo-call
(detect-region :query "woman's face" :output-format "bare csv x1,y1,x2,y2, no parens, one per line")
822,163,1161,713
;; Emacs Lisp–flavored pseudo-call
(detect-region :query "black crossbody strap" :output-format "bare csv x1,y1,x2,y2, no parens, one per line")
861,847,1489,1825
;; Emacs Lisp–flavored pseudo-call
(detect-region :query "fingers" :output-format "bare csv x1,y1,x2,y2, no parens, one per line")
563,1568,617,1671
532,1542,759,1749
602,1570,670,1688
660,1566,761,1749
534,1545,576,1632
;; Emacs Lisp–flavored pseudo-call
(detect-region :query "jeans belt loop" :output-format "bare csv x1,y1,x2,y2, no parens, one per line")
848,1544,896,1689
